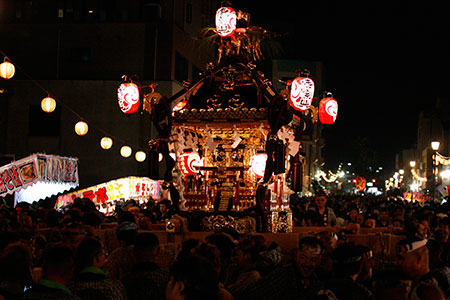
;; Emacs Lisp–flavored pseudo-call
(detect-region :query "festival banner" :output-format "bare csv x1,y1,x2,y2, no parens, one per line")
0,153,79,197
56,176,168,208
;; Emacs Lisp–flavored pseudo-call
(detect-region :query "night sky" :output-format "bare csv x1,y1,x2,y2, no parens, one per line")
240,1,450,171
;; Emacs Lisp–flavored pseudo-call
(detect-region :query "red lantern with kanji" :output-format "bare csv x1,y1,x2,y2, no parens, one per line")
178,151,203,176
249,153,267,178
319,96,338,124
290,77,315,111
117,82,140,114
215,6,236,37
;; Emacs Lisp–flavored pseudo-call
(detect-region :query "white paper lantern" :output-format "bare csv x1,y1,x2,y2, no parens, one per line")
100,137,113,150
120,146,132,158
135,151,146,162
75,121,88,136
41,96,56,113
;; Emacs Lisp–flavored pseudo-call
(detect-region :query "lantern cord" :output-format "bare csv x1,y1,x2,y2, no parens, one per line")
0,49,148,151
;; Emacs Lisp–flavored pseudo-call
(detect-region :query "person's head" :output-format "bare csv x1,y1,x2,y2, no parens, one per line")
42,243,75,284
61,222,86,251
314,196,327,209
365,217,376,228
332,242,363,279
166,254,219,300
356,213,365,225
315,231,338,254
393,218,403,228
234,237,259,270
348,207,358,222
0,242,33,287
397,238,429,281
116,221,138,246
159,200,171,214
75,237,105,273
133,232,160,263
438,217,450,240
295,237,323,278
205,232,236,260
379,208,390,221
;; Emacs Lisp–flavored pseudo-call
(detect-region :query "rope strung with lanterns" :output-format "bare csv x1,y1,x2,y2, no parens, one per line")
436,152,450,166
0,49,149,162
319,164,343,183
411,169,427,182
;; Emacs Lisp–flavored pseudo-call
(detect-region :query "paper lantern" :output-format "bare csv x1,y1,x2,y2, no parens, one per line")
215,6,236,37
355,176,366,192
0,60,15,79
120,146,132,158
74,121,88,136
249,153,267,178
178,151,202,176
135,151,146,162
290,77,315,111
117,82,140,114
100,137,113,150
41,96,56,113
319,97,338,124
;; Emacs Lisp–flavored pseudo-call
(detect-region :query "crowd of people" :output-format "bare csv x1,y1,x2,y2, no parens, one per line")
1,193,450,299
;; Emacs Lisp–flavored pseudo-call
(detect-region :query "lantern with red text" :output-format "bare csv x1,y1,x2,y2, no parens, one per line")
178,151,203,176
249,152,267,179
215,6,236,37
319,96,338,124
290,77,315,111
117,82,140,114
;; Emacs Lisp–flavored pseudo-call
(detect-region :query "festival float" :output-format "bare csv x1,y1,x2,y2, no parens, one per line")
117,3,338,232
0,153,79,206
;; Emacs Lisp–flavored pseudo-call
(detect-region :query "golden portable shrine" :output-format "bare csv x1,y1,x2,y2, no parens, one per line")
118,3,338,232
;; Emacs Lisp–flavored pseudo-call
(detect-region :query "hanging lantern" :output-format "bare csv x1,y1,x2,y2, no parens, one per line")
178,151,202,176
100,137,113,150
215,6,236,37
117,82,140,114
41,96,56,113
172,99,188,112
355,176,367,192
0,59,15,80
135,151,146,162
249,152,267,178
120,146,132,158
319,96,338,124
290,77,315,111
74,121,88,136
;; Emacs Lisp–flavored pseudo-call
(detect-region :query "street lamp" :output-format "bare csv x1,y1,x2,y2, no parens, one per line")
409,160,416,200
431,141,440,202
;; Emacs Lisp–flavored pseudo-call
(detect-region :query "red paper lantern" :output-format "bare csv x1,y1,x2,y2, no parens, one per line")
117,82,140,114
290,77,315,111
249,153,267,178
319,96,338,124
215,6,237,37
178,151,202,176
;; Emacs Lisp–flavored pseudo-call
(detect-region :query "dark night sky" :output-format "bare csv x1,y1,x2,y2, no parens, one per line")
239,1,450,171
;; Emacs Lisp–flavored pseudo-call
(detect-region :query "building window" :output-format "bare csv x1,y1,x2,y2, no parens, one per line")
28,105,61,137
175,51,188,83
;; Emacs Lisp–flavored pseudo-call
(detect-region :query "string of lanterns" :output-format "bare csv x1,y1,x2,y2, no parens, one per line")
0,50,148,162
319,164,343,183
436,152,450,166
411,169,427,182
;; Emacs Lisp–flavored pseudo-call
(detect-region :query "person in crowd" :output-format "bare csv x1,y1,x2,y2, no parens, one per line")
434,217,450,264
103,219,137,280
325,242,373,299
225,236,261,298
376,207,392,227
122,232,169,300
355,244,375,291
364,215,377,228
69,237,127,300
396,237,446,299
23,243,81,300
309,194,337,227
314,231,339,280
166,254,220,300
155,200,173,223
0,242,33,299
240,236,336,300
